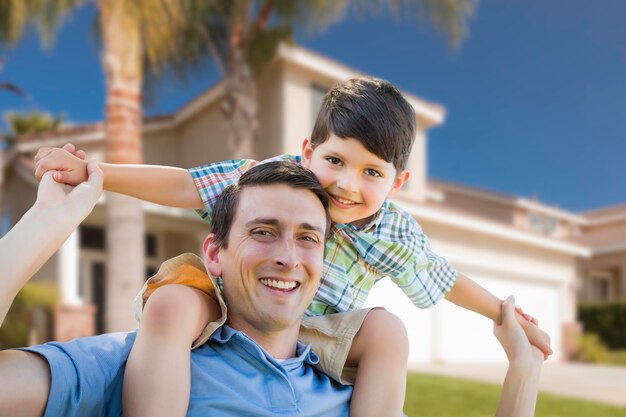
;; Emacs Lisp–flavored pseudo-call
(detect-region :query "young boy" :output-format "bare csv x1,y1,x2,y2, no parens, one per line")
35,77,551,417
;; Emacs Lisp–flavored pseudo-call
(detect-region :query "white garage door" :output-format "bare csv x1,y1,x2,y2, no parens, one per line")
364,275,562,364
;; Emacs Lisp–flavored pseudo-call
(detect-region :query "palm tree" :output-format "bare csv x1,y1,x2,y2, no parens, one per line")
0,0,187,331
0,56,27,245
97,1,187,331
153,0,478,158
4,111,64,136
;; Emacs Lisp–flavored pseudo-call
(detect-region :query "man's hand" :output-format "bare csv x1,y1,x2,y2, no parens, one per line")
34,143,89,185
494,296,543,417
1,158,103,328
494,296,545,366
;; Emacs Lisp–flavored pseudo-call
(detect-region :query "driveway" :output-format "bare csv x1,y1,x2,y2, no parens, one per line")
409,362,626,407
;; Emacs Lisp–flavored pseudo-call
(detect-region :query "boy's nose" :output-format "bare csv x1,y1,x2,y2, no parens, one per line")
337,171,359,192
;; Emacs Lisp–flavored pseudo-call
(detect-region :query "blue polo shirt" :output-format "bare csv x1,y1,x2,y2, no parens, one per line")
21,326,352,416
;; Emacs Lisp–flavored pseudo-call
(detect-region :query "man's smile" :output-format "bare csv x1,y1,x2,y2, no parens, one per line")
259,278,300,292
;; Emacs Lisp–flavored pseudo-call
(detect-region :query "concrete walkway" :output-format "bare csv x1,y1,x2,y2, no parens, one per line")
409,362,626,407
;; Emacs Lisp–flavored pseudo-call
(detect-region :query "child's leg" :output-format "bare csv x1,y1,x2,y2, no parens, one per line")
123,284,221,417
346,309,409,417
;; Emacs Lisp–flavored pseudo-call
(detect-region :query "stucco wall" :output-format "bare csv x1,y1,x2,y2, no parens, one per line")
178,101,232,167
281,61,336,155
144,127,181,166
256,61,286,159
438,189,518,225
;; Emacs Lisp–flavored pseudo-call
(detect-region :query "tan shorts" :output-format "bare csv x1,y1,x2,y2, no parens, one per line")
134,253,371,385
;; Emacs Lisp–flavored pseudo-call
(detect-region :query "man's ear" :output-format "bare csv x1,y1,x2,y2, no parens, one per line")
203,234,223,277
301,138,313,166
387,170,410,198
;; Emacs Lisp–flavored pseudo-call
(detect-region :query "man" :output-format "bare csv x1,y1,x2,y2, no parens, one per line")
0,160,542,417
0,161,353,416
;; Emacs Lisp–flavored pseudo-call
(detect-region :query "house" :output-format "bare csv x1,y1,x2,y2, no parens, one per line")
1,44,620,364
575,205,626,302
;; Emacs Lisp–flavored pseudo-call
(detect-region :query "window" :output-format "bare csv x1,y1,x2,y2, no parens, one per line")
80,226,106,250
146,266,159,280
145,234,157,257
81,226,158,258
528,212,558,236
589,272,614,301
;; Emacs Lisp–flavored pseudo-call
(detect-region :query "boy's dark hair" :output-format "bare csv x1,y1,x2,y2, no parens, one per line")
310,77,416,171
211,161,331,248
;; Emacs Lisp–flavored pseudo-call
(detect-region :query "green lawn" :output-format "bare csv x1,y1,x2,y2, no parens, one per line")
404,372,626,417
609,349,626,367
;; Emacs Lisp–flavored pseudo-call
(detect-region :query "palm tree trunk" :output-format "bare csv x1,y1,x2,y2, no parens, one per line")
0,145,4,230
100,1,145,332
221,11,258,159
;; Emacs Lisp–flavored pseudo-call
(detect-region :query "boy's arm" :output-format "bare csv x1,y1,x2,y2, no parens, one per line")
445,273,503,323
99,163,203,209
34,146,203,209
445,273,553,357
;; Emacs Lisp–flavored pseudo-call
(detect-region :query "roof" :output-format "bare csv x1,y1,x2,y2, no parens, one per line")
13,44,445,150
583,203,626,226
429,178,588,225
396,196,591,258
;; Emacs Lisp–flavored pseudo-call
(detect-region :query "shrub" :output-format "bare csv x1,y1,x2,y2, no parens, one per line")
0,283,58,349
578,301,626,349
570,333,609,364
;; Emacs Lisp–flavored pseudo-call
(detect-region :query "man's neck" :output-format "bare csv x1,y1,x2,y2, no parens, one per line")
226,319,301,359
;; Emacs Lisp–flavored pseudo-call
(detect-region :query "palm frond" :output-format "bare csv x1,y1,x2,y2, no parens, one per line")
0,82,27,97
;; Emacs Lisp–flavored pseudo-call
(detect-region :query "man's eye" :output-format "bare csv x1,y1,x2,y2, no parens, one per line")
252,229,273,237
365,169,382,177
299,235,320,246
326,157,342,165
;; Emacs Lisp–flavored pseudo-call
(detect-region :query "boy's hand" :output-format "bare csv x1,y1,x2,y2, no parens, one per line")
36,159,103,218
34,143,89,186
516,308,552,359
494,296,544,366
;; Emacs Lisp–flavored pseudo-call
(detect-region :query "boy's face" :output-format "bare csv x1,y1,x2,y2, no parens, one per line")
301,135,409,227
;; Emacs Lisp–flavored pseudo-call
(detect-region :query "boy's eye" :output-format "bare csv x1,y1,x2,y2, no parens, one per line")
326,157,342,166
364,168,382,177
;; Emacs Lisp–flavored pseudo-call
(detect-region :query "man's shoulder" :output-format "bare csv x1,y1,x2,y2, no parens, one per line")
21,330,138,367
16,331,138,417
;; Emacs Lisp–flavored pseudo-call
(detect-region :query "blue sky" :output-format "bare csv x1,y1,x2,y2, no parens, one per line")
1,1,624,212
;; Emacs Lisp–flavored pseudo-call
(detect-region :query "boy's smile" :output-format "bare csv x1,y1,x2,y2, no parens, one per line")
301,135,409,227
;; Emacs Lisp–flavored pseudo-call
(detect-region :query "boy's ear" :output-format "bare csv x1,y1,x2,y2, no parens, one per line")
203,234,223,277
301,138,313,165
387,170,410,198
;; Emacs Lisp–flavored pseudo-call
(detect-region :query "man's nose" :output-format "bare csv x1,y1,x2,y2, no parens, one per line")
274,238,299,269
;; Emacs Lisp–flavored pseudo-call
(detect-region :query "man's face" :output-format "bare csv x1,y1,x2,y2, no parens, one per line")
301,135,409,227
205,184,327,337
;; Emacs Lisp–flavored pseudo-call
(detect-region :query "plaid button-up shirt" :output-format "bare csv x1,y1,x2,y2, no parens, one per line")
190,155,458,317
